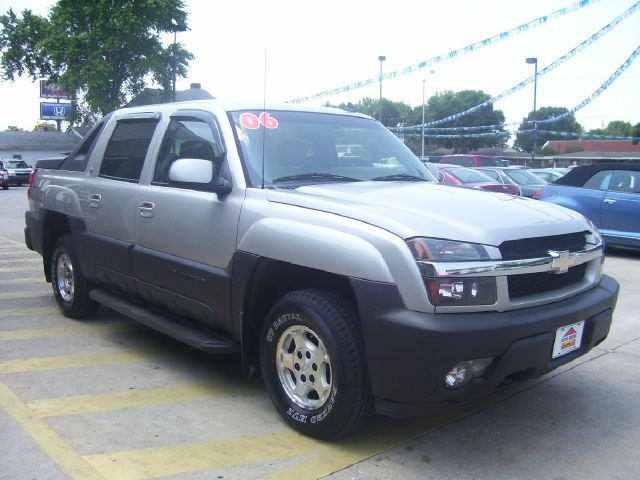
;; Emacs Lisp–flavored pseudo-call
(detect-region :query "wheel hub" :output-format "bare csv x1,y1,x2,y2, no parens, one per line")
276,324,332,410
56,252,74,303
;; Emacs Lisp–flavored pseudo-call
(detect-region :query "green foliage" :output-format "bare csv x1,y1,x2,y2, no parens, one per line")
633,123,640,145
5,125,24,131
0,0,193,123
514,106,583,153
423,90,507,152
589,120,633,137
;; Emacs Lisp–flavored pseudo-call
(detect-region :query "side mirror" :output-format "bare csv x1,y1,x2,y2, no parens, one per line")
168,158,232,195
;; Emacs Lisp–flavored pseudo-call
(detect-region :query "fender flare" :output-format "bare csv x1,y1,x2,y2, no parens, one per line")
236,218,394,283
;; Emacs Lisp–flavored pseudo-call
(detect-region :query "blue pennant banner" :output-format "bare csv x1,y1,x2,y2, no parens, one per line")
289,0,604,103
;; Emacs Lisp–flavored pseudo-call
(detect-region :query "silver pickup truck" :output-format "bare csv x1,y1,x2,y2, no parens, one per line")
25,100,619,438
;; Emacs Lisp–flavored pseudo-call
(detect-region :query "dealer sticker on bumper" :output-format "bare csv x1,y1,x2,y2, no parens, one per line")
552,320,585,359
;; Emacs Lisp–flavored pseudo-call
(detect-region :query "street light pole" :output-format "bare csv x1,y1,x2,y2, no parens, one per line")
421,79,426,158
526,57,538,166
172,29,177,102
421,70,435,158
378,55,386,122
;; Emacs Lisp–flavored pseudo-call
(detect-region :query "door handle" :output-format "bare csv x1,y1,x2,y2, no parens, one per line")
138,201,155,218
88,194,101,209
603,198,617,204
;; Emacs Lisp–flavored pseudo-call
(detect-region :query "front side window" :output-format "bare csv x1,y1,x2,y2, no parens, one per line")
99,119,158,182
230,110,435,187
153,118,224,185
610,170,640,194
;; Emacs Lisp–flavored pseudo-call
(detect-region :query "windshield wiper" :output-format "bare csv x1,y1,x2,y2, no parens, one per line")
371,174,428,182
271,173,362,184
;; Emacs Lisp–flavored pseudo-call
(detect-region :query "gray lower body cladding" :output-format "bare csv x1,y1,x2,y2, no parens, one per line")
351,275,619,418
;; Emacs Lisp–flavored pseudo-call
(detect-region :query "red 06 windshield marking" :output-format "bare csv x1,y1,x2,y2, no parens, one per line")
239,112,279,129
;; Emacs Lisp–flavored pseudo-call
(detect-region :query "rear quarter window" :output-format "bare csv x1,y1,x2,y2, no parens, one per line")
582,170,613,190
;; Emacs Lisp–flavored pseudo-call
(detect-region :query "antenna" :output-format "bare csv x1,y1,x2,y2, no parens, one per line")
261,49,267,189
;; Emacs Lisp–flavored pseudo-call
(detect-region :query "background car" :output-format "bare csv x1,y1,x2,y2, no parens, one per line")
528,168,569,183
0,168,9,190
426,163,521,195
539,163,640,249
476,166,547,198
0,159,33,186
441,154,509,167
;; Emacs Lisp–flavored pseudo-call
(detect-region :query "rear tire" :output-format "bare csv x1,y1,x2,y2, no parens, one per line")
51,235,99,318
260,289,372,439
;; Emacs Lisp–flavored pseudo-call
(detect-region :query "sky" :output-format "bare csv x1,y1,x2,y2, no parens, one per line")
0,0,638,134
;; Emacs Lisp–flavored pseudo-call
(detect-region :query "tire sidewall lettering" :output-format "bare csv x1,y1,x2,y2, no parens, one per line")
266,312,302,343
285,387,338,424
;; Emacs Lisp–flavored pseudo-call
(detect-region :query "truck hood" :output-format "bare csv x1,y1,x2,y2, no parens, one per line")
266,182,590,246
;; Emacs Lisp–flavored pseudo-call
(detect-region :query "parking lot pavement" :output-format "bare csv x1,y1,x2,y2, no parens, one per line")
2,187,639,479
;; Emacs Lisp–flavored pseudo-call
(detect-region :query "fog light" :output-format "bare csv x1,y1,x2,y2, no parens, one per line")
444,357,494,390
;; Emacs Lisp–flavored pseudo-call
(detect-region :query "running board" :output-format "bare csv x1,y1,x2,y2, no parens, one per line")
89,288,239,353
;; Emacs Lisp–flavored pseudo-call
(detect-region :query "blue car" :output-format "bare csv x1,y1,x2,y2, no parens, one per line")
539,163,640,249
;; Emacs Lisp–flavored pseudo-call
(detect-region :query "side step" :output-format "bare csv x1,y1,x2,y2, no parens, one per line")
89,288,239,353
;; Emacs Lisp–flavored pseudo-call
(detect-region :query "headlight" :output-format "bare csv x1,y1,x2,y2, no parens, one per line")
407,237,496,307
407,237,491,262
584,219,602,246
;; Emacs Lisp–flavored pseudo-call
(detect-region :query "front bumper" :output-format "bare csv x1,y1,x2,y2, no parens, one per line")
351,275,619,418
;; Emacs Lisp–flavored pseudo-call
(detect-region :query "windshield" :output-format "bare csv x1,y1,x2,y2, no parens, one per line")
446,167,494,183
4,160,29,168
505,169,547,185
229,110,435,187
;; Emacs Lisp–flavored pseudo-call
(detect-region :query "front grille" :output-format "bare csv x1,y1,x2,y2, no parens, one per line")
499,232,586,260
508,263,587,299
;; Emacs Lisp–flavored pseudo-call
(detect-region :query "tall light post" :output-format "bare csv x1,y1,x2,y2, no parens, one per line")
421,70,435,158
378,55,386,122
526,57,538,166
171,19,178,103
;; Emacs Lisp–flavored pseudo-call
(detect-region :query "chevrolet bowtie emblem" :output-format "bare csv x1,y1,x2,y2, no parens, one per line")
548,250,575,274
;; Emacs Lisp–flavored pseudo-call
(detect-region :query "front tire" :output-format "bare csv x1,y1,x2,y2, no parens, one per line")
260,289,372,439
51,235,99,318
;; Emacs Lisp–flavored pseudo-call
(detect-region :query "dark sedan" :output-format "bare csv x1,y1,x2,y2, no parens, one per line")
539,163,640,249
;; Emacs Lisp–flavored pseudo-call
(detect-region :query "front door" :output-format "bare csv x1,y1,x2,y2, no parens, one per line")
133,111,243,330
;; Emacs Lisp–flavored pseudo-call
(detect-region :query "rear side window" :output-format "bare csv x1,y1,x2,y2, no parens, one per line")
583,170,613,190
99,119,158,182
60,121,106,172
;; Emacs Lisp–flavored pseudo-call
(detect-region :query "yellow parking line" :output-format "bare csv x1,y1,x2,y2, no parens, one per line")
3,257,42,264
0,322,131,341
0,381,105,480
0,350,148,374
0,306,60,318
83,430,322,480
27,383,243,418
3,276,46,285
0,265,42,273
0,290,50,300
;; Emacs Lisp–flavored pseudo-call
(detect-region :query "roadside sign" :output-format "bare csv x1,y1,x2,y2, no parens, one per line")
40,80,69,99
40,102,72,120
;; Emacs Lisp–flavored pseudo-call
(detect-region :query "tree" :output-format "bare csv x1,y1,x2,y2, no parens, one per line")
589,120,633,137
0,1,194,123
514,106,583,153
633,123,640,145
424,90,508,152
5,125,24,131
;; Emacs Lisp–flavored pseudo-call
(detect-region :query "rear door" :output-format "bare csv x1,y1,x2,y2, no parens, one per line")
600,169,640,243
80,113,161,293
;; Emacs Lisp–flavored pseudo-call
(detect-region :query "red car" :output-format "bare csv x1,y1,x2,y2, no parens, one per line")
0,168,9,190
426,163,521,195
